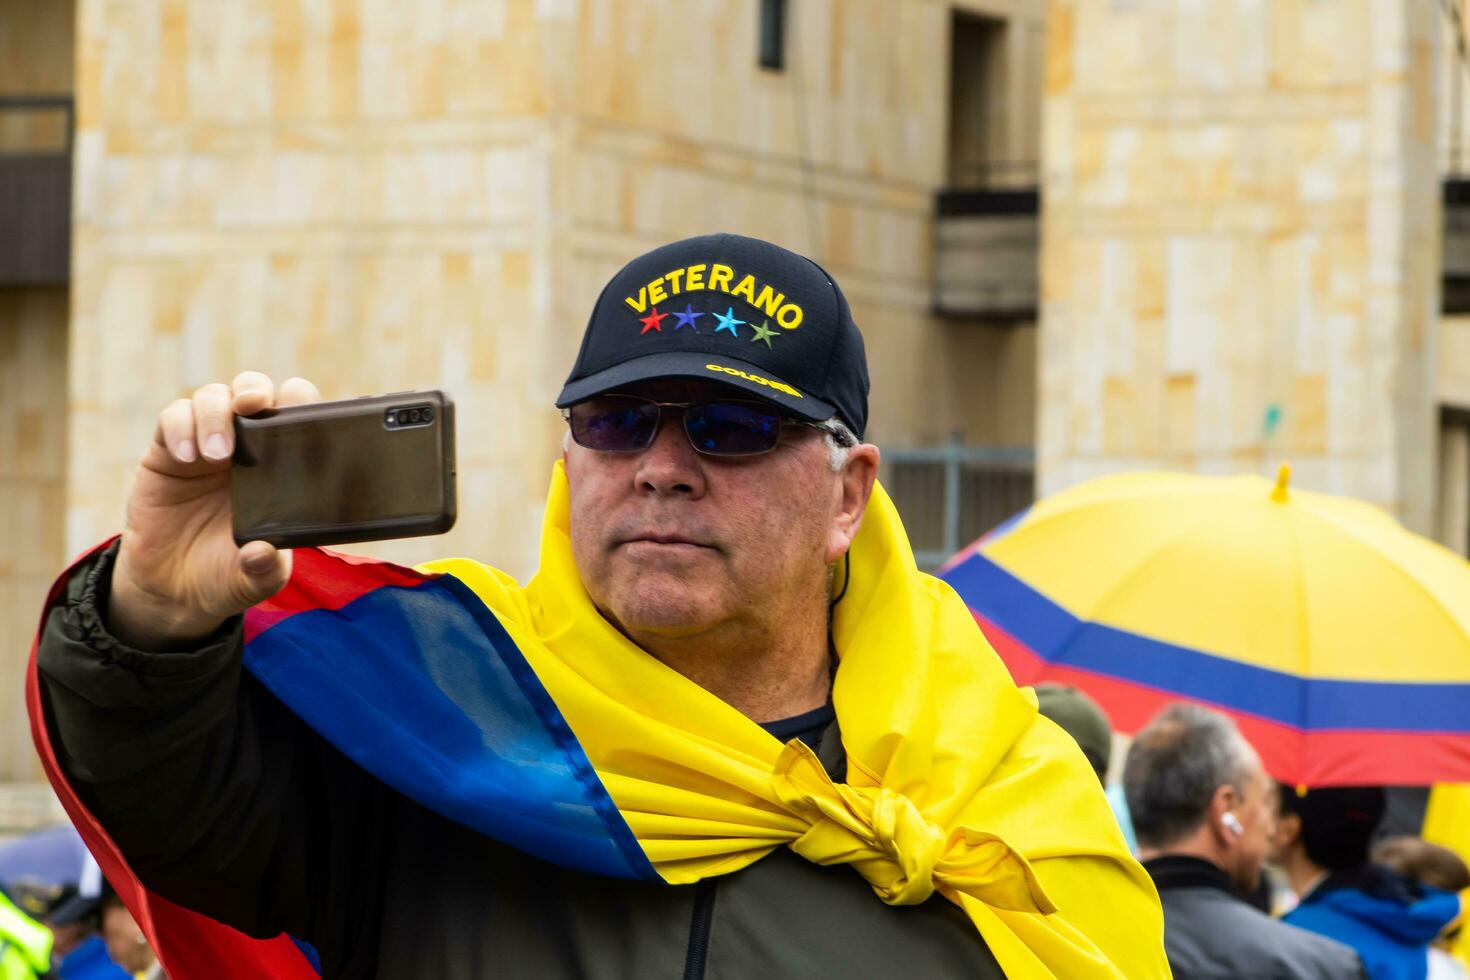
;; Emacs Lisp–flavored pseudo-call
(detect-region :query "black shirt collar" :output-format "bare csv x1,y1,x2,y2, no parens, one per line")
760,702,835,745
757,703,845,781
1142,855,1236,896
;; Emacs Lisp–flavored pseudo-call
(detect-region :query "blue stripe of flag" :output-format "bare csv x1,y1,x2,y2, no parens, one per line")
243,575,656,881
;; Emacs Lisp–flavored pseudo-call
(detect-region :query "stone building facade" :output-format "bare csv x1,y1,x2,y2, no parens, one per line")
0,0,1043,785
1040,0,1442,536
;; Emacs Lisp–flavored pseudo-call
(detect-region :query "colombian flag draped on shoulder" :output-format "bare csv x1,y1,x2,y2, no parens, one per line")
30,463,1167,979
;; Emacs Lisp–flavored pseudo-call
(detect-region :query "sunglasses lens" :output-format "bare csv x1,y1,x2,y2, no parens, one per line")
684,401,783,455
569,397,660,451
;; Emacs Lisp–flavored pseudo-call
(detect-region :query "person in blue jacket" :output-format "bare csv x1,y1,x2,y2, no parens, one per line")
1275,785,1463,980
44,885,130,980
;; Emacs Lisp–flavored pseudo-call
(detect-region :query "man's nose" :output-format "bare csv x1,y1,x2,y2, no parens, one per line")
633,413,707,497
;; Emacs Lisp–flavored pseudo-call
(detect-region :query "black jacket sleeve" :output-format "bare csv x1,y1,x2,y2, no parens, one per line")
36,543,388,978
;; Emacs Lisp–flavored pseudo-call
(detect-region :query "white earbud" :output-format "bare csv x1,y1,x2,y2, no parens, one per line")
1222,812,1245,837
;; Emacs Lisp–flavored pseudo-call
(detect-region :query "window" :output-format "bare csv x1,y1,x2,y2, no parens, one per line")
949,11,1012,188
758,0,786,71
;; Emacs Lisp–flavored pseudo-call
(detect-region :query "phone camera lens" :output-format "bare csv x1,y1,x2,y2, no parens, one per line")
410,409,423,423
420,407,434,422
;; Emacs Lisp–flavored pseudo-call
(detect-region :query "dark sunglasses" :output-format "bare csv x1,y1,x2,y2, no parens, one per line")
566,394,847,457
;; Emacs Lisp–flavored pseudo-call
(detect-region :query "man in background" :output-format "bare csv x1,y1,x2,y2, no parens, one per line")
98,890,161,980
1034,684,1112,782
1278,787,1462,980
1125,703,1365,979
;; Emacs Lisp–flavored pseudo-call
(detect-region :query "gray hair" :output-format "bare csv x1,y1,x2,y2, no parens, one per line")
1123,703,1253,849
813,417,858,471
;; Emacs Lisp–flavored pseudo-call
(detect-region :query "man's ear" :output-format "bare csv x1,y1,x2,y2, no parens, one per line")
1208,783,1240,846
825,444,880,565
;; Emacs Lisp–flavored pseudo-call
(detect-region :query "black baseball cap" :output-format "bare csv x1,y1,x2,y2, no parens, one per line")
556,233,870,437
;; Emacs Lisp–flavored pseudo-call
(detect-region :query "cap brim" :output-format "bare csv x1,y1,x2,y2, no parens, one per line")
47,894,99,926
556,351,837,422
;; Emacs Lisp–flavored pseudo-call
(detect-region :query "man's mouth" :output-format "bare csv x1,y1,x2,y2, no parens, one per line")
618,533,716,552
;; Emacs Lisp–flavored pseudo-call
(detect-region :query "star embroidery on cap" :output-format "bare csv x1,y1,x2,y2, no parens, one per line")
749,320,777,349
672,304,704,331
639,307,669,334
712,307,746,336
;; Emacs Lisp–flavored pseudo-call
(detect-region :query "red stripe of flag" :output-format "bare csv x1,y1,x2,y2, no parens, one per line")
245,548,432,642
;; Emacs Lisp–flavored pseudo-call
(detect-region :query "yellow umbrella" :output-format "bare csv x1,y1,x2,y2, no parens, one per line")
939,465,1470,786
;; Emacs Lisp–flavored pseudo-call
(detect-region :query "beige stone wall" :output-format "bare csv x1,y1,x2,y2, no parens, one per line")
1040,0,1441,532
0,0,73,92
67,0,1044,603
0,0,74,781
1442,315,1470,409
68,0,576,582
0,289,68,781
0,0,75,150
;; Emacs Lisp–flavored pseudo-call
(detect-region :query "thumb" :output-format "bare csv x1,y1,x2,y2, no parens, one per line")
236,540,292,603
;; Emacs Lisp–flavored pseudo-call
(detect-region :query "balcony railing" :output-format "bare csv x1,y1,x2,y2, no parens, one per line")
934,162,1039,322
0,95,73,286
883,437,1035,570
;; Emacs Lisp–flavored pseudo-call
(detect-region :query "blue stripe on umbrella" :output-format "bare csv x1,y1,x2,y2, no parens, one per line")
943,551,1470,734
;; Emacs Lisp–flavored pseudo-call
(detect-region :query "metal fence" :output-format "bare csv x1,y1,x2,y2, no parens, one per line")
881,437,1035,570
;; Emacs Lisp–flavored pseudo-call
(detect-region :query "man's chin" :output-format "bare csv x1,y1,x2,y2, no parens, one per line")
604,592,727,638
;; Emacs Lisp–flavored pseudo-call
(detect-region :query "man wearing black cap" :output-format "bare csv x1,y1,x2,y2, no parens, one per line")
33,234,1164,978
1276,786,1463,980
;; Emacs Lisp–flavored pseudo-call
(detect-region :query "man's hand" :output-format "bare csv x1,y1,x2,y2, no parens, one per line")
108,372,322,650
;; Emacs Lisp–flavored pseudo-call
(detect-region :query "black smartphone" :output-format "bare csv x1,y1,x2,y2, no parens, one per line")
231,391,456,548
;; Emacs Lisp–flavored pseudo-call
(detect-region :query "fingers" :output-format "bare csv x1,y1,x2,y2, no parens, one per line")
150,373,324,468
157,398,197,463
277,377,322,407
231,371,275,417
193,382,235,462
236,540,292,605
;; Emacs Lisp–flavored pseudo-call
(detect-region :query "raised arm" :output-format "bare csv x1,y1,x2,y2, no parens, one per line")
34,373,388,976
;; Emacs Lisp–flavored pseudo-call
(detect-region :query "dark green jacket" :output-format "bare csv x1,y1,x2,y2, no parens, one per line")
37,546,1005,979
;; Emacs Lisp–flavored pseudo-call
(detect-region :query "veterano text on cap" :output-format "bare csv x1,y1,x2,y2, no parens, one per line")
556,233,870,437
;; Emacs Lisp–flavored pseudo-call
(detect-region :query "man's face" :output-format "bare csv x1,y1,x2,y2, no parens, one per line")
564,379,858,643
101,902,154,974
47,921,90,960
1225,752,1278,894
1267,809,1301,867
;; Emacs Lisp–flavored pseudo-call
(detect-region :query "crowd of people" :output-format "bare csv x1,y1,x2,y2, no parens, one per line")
0,865,160,979
1038,685,1469,980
